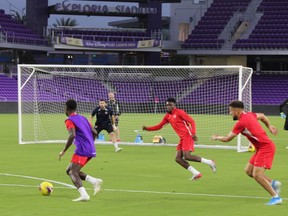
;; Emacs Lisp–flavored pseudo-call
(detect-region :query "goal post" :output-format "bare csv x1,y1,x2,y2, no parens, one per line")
18,65,253,152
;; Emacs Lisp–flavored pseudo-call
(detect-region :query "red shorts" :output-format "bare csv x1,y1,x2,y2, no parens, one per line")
249,143,275,169
71,154,92,167
176,134,194,152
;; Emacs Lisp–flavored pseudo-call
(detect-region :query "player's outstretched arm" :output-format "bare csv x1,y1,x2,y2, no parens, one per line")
91,126,98,139
256,113,278,135
212,132,237,142
59,128,75,161
88,115,94,124
142,118,168,131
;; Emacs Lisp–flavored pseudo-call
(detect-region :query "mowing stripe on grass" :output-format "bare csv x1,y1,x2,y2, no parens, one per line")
1,173,286,201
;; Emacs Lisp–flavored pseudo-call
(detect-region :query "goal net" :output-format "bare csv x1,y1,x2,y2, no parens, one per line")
18,65,253,152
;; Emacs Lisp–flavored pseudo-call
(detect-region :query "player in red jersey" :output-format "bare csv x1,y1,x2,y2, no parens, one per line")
142,98,216,180
212,100,282,206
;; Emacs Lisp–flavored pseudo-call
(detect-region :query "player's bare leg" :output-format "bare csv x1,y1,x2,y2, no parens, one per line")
66,163,90,201
252,167,277,196
182,151,217,172
175,150,201,180
245,163,281,196
175,150,191,169
110,132,122,152
246,163,282,205
246,164,272,182
115,126,120,141
116,127,120,141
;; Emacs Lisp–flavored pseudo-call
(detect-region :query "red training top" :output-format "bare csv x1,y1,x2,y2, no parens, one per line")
65,112,77,130
145,108,196,138
232,112,274,149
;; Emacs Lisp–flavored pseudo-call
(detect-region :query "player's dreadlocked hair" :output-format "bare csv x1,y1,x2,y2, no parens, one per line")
229,100,244,109
66,99,77,111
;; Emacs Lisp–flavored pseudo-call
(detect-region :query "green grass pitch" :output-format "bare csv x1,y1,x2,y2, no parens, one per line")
0,114,287,216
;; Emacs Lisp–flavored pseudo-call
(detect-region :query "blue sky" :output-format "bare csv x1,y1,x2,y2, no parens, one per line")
2,0,170,28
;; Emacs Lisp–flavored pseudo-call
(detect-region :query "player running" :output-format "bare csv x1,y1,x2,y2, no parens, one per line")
212,100,282,206
59,99,103,202
142,98,216,180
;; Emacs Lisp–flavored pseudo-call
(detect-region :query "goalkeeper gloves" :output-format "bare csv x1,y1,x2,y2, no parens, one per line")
280,112,286,119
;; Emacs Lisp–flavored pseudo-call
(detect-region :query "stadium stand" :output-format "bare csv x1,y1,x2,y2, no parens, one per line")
182,0,252,49
1,71,287,106
252,74,288,105
0,74,17,101
233,0,288,49
0,9,48,46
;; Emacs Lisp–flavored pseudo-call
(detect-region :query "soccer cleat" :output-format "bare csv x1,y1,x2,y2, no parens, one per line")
93,179,103,196
72,195,90,202
271,180,282,195
115,147,122,152
209,160,217,173
265,197,282,206
189,173,202,181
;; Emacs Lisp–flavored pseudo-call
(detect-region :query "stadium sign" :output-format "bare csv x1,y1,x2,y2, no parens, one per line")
59,37,161,49
55,1,157,15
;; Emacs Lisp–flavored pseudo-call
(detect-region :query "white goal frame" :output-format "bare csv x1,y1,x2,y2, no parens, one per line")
18,64,253,152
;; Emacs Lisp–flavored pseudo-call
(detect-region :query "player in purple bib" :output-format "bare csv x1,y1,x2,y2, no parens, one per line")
59,99,103,202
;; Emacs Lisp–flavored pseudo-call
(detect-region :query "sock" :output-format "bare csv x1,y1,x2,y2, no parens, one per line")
113,142,119,149
273,195,279,198
78,187,89,197
187,166,200,175
85,175,97,184
201,158,212,165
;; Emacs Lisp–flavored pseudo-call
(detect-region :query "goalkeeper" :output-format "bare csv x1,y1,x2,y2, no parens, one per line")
89,99,122,153
279,99,288,131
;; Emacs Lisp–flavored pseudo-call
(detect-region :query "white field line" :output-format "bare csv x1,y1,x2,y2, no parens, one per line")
0,173,75,188
0,173,287,201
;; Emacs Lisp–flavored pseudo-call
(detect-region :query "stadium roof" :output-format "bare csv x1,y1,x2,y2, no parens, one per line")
77,0,181,3
108,17,170,28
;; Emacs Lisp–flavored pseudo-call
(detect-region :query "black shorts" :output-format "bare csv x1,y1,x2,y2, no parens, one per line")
95,124,113,134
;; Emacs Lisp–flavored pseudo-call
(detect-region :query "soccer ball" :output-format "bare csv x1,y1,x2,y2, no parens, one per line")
248,144,256,152
39,181,54,196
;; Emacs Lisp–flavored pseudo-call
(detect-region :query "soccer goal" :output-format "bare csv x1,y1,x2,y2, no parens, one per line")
18,65,253,152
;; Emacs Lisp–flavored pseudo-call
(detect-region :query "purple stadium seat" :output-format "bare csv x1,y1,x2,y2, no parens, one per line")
181,0,252,50
233,0,288,50
0,10,47,46
1,72,288,105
